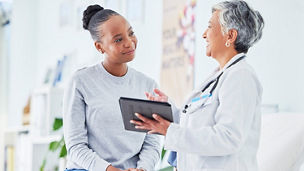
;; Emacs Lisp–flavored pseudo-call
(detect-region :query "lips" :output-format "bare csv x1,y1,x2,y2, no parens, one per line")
123,50,135,55
205,40,209,47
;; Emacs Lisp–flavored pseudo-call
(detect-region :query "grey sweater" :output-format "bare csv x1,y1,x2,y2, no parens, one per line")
63,63,162,171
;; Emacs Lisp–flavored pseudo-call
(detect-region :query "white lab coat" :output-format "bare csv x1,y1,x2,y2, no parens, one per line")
164,54,263,171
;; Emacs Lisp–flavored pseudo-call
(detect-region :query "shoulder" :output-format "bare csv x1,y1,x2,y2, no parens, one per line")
73,64,99,80
129,67,158,86
221,60,262,92
224,60,258,80
69,64,100,87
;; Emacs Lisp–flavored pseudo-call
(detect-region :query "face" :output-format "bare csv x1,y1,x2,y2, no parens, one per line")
97,15,137,64
202,11,228,57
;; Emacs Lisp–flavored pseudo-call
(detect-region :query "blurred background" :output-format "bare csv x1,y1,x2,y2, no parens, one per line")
0,0,304,171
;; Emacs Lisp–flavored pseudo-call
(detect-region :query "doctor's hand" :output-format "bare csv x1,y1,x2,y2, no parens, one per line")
131,113,171,135
145,88,168,102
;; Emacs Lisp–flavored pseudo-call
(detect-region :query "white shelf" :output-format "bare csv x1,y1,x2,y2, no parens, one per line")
31,135,62,144
3,86,65,171
4,125,30,134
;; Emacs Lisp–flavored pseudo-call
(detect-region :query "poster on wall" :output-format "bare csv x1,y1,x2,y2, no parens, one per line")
161,0,196,107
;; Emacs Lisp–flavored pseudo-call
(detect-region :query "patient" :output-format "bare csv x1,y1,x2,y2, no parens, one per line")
63,4,162,171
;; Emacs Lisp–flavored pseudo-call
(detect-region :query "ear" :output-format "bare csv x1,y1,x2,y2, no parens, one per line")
94,41,105,54
227,29,238,45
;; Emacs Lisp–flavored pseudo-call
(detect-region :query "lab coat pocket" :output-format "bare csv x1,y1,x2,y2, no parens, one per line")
202,156,227,170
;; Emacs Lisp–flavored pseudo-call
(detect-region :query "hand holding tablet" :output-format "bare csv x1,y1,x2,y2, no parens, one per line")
119,97,173,133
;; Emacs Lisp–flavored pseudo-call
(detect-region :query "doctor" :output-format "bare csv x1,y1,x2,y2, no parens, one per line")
131,0,264,170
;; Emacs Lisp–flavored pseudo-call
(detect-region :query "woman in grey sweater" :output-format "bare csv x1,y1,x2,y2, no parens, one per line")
63,5,162,171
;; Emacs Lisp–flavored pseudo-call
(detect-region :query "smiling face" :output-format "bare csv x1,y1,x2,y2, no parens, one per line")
96,15,137,64
202,11,228,58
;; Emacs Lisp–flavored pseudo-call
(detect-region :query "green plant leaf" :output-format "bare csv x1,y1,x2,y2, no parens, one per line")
59,144,67,158
161,147,166,160
49,141,61,152
53,118,63,131
158,166,174,171
40,158,46,171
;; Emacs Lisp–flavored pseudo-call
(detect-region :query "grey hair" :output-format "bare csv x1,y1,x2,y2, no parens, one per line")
212,0,264,53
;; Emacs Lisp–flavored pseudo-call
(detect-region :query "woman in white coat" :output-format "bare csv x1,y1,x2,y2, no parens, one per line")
131,0,265,170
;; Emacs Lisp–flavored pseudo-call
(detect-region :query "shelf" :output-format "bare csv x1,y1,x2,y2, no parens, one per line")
4,125,30,134
31,135,62,144
4,125,62,145
2,86,65,171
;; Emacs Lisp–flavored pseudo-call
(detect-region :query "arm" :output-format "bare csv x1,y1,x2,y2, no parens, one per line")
164,69,260,156
136,134,163,171
63,75,116,171
136,82,164,170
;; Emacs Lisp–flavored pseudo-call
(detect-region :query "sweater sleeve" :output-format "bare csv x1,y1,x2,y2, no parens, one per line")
137,134,163,171
136,80,163,170
63,74,110,171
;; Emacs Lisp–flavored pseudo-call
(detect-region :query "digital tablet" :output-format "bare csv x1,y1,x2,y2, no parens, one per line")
119,97,173,133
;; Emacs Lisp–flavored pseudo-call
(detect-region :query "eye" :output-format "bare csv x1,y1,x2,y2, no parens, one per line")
114,38,122,43
129,31,135,36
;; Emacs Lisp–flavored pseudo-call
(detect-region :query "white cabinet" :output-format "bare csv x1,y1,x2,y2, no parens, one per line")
3,86,65,171
30,86,64,136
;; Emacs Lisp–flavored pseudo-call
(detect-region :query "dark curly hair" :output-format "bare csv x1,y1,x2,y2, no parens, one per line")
82,4,119,41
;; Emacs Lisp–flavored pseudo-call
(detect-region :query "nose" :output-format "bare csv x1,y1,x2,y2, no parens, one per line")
124,37,134,48
202,29,207,39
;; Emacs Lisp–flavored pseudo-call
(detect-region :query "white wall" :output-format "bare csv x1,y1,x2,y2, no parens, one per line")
8,0,38,127
194,0,304,112
128,0,163,83
34,0,162,85
7,0,163,127
0,10,10,171
7,0,304,130
0,16,8,117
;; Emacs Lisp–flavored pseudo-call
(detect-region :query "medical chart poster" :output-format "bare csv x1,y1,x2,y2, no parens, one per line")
161,0,196,107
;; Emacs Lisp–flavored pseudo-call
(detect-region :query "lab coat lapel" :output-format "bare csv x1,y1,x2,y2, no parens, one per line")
183,68,221,105
182,53,245,106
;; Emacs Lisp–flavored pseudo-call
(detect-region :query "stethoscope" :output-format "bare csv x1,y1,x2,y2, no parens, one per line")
182,56,245,114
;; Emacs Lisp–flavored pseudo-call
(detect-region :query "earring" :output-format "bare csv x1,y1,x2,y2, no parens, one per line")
225,41,230,47
99,50,103,54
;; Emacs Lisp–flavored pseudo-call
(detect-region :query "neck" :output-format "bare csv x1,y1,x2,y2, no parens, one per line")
215,50,238,70
102,60,128,77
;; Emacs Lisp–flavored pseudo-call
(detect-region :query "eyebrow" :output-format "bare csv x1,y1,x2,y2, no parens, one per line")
112,27,133,39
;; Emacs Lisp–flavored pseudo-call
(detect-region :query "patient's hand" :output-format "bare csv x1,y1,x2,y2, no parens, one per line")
106,165,122,171
145,88,168,102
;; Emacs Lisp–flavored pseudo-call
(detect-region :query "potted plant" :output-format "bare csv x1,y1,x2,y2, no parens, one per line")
40,118,66,171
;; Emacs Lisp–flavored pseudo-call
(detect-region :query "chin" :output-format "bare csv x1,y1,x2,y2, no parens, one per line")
125,55,135,63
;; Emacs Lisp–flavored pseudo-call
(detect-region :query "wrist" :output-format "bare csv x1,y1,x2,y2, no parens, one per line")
137,167,147,171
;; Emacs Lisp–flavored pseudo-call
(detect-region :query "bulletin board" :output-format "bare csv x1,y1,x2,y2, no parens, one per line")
161,0,197,107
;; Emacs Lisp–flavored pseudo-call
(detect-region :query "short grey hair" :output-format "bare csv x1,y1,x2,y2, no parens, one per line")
212,0,264,53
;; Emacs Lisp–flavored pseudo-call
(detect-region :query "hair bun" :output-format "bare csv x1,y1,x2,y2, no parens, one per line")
82,4,104,30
